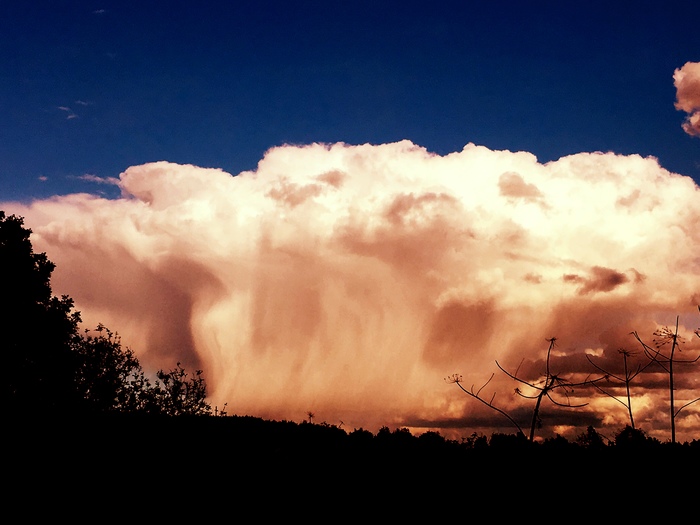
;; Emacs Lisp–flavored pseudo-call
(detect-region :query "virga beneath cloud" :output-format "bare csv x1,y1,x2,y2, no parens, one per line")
5,140,700,441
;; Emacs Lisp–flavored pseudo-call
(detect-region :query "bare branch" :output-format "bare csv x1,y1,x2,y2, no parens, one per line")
631,314,700,443
496,360,537,389
586,353,623,382
475,373,494,397
492,337,603,441
674,397,700,418
445,373,524,436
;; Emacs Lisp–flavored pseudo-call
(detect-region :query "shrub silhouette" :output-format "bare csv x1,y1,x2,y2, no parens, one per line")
72,324,147,413
612,425,660,450
575,425,607,450
150,362,212,416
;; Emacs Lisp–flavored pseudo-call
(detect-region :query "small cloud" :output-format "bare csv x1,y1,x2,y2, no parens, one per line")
38,176,48,182
266,179,324,208
523,272,542,284
57,106,78,119
498,172,546,206
93,9,106,15
73,173,121,186
673,61,700,138
628,268,646,283
75,100,92,106
683,113,700,137
316,170,347,188
563,266,629,295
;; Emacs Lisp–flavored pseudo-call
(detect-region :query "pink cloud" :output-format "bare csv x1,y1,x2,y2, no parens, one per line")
674,61,700,137
498,171,545,204
3,141,700,442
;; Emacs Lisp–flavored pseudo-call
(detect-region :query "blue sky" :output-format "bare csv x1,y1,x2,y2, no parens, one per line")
1,0,699,202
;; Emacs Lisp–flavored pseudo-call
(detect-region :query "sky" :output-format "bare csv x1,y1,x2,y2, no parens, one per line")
1,1,700,443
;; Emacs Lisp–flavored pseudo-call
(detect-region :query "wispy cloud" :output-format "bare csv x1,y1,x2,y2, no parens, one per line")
57,106,78,120
56,101,93,120
72,173,121,186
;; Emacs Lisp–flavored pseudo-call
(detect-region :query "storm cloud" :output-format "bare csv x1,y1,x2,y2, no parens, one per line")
4,141,700,441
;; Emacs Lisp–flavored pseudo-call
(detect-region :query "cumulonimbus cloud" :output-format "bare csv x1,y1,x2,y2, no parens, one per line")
4,141,700,441
674,61,700,137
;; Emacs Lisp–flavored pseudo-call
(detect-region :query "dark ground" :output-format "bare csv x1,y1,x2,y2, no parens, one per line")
6,412,698,515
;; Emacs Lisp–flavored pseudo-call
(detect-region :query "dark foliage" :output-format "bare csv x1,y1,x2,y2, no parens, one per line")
71,324,146,413
1,211,211,417
1,212,82,413
8,412,698,483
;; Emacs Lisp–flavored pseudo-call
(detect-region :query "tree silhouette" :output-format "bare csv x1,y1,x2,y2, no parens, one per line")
1,210,213,417
72,323,167,414
575,425,607,449
612,425,660,450
1,211,82,413
73,326,213,416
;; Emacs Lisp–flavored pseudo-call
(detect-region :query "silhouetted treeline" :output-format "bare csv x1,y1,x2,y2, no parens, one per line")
9,411,699,479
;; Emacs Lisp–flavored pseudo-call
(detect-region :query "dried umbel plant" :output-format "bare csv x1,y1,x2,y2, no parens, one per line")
631,314,700,444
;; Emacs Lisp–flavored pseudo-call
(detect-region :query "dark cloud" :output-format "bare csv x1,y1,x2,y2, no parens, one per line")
563,266,630,295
